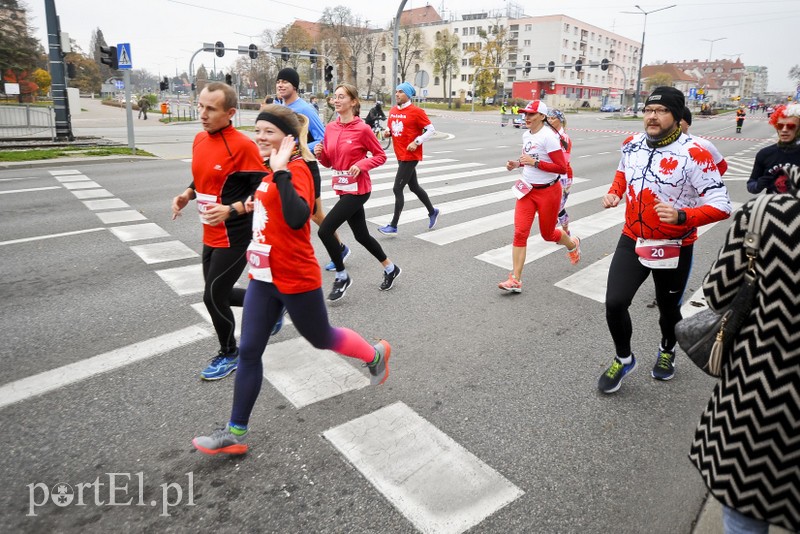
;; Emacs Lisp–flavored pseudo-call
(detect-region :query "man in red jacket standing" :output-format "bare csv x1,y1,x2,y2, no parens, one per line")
378,82,440,235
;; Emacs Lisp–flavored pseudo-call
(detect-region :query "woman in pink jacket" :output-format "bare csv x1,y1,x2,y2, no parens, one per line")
314,83,401,302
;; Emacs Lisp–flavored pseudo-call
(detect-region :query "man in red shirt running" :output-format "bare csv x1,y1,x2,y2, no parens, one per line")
378,82,440,235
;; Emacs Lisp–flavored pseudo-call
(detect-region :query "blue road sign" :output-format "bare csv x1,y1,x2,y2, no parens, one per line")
114,80,125,89
117,43,132,70
688,87,697,100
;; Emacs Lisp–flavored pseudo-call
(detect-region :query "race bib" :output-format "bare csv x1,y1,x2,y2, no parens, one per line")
196,192,217,225
635,238,682,269
511,179,532,200
331,170,358,192
246,241,273,282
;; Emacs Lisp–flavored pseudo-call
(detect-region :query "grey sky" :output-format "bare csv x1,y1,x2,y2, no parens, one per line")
27,0,799,92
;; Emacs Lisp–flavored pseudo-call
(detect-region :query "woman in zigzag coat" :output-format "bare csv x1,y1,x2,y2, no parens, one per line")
688,176,800,532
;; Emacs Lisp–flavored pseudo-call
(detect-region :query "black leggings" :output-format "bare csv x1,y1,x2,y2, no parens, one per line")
605,235,694,358
318,192,387,272
390,160,435,227
202,245,247,353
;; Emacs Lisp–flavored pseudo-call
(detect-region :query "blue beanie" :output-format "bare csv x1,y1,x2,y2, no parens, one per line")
396,82,416,98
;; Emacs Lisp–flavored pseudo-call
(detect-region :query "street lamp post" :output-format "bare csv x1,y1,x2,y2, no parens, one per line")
701,37,726,62
624,4,676,117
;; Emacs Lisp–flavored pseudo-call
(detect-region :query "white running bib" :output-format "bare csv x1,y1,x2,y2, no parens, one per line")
511,179,532,200
246,241,273,282
331,170,358,192
635,238,682,269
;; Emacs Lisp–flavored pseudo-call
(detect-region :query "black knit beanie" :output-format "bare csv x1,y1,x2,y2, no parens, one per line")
277,67,300,90
645,87,685,123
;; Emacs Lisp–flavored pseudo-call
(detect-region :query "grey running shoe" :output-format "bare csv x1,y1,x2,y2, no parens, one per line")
192,427,248,455
366,340,391,385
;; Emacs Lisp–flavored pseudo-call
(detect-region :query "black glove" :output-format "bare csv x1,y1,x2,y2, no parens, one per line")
756,174,775,192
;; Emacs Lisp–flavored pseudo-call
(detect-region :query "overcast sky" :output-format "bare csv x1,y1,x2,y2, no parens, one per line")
26,0,799,92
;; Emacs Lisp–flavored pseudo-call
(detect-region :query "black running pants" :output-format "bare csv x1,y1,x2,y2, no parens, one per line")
202,245,248,353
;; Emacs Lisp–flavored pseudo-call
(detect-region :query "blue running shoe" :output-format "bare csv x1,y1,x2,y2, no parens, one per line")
200,350,238,381
378,225,397,235
428,208,440,229
271,307,286,336
597,355,636,394
324,244,351,271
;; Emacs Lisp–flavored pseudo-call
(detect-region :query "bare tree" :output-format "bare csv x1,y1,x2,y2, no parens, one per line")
471,21,514,103
396,25,426,84
430,30,460,108
363,32,384,100
790,65,800,84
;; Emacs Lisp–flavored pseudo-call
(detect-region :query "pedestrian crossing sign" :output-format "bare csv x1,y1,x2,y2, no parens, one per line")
117,43,132,70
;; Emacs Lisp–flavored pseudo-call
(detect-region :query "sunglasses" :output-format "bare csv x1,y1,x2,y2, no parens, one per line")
776,123,798,131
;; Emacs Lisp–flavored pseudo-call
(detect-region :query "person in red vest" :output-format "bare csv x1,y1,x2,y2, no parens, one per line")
736,106,746,133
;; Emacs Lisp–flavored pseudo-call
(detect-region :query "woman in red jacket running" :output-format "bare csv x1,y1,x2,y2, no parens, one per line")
192,105,391,455
314,83,401,302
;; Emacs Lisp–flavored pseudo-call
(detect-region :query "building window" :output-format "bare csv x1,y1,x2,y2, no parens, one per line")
523,55,530,61
434,76,440,86
381,52,386,61
525,24,532,31
414,63,420,73
564,23,570,32
462,74,467,81
381,66,386,74
462,27,468,36
366,66,371,74
469,27,475,35
462,58,468,66
524,39,531,46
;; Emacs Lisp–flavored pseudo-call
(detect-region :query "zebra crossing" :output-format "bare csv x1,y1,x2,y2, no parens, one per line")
38,153,742,533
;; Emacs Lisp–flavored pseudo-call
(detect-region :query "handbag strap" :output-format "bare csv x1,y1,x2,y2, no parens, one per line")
743,194,770,271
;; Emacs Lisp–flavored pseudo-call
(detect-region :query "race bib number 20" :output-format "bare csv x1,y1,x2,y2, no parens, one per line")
635,238,682,269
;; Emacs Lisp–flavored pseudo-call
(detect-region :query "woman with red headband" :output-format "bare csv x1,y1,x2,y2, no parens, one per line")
499,100,581,293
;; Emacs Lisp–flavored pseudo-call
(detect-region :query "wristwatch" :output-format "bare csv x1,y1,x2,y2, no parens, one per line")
228,205,238,218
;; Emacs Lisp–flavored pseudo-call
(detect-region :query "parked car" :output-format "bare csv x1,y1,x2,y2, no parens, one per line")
512,113,525,128
600,104,622,112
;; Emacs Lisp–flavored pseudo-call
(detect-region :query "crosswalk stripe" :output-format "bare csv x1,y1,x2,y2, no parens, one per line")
356,174,517,210
368,178,589,226
476,207,625,270
553,203,742,302
320,166,505,201
418,184,611,246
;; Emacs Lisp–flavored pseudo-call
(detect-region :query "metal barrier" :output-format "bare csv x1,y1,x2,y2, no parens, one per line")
0,105,56,139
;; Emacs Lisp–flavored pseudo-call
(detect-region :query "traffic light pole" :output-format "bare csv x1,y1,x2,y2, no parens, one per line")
123,70,135,154
44,0,73,140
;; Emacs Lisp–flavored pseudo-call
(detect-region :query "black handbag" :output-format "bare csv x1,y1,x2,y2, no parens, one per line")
675,194,770,377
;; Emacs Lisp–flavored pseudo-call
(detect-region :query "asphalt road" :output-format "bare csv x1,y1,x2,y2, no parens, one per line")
0,105,775,533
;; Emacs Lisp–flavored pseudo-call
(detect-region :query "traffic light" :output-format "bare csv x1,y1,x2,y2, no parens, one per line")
160,77,168,91
215,41,225,58
547,61,555,73
309,48,317,64
100,45,118,70
575,60,582,72
601,58,609,71
324,64,333,82
281,46,290,62
225,74,233,85
248,44,258,59
524,61,531,75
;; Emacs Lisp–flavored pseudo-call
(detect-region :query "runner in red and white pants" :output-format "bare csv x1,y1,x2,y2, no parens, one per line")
499,100,582,294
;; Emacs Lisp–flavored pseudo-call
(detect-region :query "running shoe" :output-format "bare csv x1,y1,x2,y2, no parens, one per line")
498,273,522,293
324,244,351,272
378,225,398,235
200,350,239,381
271,307,286,336
192,426,248,455
597,355,637,394
428,208,440,229
366,340,391,385
651,348,676,381
380,266,402,291
328,275,352,302
567,236,581,265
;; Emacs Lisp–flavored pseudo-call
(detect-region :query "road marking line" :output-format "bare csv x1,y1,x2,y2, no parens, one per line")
324,402,524,534
108,223,171,242
264,337,369,409
0,186,61,195
71,188,114,199
82,198,131,211
0,177,39,182
0,324,212,410
48,169,82,176
0,227,106,246
130,240,199,264
155,264,204,295
96,210,147,224
54,175,90,183
63,181,100,190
